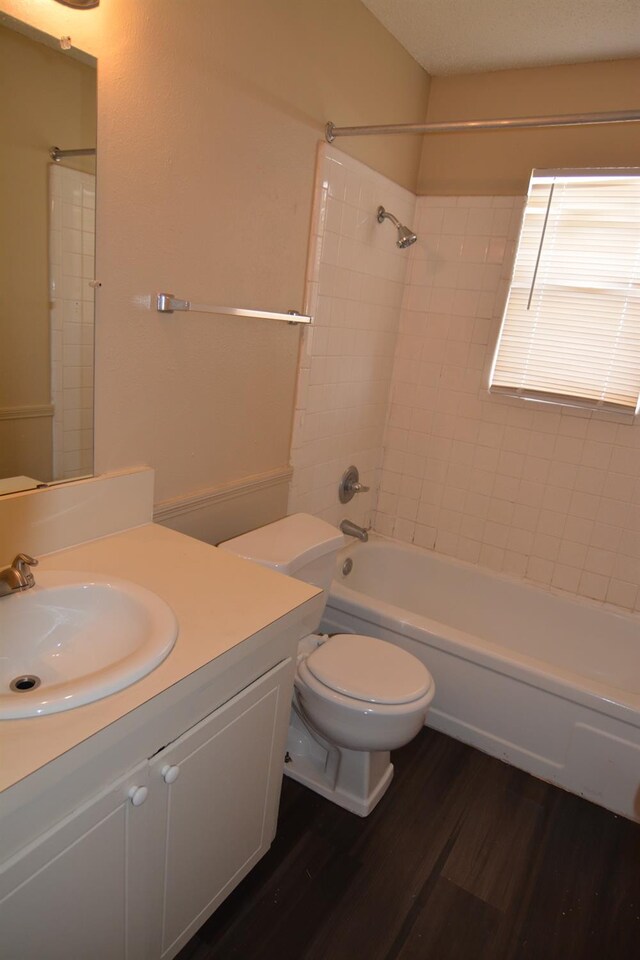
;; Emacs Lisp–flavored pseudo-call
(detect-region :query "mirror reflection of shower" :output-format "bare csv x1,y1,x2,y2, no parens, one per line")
49,162,96,481
376,206,417,249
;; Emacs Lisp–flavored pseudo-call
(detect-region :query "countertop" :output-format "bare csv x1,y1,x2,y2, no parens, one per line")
0,523,321,793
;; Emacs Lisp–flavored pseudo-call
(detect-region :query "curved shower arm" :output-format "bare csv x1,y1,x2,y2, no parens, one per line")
377,206,401,228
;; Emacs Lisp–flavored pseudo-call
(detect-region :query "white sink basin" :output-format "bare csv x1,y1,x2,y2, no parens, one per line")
0,571,178,719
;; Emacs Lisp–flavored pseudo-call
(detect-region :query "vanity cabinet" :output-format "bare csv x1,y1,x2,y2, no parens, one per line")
0,658,294,960
0,759,153,960
147,659,291,958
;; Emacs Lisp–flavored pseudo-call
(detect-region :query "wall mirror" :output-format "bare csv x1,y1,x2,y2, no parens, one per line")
0,12,96,496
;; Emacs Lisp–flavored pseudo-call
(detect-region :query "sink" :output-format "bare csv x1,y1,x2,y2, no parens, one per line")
0,572,178,719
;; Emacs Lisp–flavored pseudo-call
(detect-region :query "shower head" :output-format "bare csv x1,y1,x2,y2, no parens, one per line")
377,206,417,249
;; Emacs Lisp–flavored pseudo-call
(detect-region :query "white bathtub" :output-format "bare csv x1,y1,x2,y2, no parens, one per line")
322,535,640,821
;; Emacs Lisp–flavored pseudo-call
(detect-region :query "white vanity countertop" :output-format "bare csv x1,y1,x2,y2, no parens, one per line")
0,523,321,793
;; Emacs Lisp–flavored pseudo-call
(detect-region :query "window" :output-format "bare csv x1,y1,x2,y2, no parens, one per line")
490,169,640,413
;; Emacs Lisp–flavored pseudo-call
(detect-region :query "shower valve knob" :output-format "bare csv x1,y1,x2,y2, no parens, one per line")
339,466,370,503
351,481,370,494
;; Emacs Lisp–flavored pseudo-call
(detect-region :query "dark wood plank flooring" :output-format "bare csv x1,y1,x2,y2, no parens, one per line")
176,728,640,960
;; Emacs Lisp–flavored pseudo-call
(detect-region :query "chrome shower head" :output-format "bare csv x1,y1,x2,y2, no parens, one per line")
396,223,418,249
377,206,417,249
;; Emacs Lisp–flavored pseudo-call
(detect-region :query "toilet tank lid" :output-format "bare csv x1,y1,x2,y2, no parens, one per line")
218,513,345,575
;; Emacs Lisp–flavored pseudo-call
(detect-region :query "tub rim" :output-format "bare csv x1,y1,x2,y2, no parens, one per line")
328,536,640,729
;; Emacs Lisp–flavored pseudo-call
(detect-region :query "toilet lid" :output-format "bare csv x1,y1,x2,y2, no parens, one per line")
306,634,432,705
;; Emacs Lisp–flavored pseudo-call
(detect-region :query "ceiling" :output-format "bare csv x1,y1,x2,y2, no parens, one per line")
360,0,640,76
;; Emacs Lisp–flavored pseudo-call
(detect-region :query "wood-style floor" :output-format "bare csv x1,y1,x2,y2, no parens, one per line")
177,728,640,960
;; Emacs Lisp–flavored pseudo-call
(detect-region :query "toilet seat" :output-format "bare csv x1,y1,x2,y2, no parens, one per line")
305,633,433,705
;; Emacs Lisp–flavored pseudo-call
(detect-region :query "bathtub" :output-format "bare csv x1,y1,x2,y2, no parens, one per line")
322,535,640,821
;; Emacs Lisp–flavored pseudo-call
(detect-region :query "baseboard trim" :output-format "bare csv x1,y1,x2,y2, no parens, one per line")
0,404,54,421
153,466,293,524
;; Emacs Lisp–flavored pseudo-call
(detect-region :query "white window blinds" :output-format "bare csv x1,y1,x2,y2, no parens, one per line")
490,169,640,413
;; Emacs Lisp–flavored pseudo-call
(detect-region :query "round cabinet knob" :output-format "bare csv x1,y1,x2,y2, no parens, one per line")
161,764,180,785
128,785,148,807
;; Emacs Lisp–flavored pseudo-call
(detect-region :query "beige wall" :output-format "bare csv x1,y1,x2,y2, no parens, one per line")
0,418,52,481
0,0,429,524
0,23,95,479
418,58,640,195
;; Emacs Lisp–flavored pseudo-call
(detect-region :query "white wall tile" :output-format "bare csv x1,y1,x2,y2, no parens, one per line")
376,193,640,613
288,144,415,530
292,177,640,613
50,165,95,480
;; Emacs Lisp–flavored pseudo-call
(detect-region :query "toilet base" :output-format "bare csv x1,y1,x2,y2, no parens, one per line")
283,708,394,817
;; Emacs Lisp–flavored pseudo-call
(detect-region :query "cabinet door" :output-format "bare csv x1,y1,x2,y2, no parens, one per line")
150,658,293,960
0,760,154,960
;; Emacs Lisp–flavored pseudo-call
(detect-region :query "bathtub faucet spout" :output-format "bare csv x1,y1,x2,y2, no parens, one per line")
340,519,369,542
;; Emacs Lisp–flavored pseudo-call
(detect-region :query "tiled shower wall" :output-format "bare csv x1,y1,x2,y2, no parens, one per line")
376,195,640,612
49,164,95,480
290,153,640,613
288,145,415,528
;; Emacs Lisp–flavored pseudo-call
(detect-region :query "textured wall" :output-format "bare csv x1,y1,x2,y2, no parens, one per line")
1,0,430,515
418,58,640,195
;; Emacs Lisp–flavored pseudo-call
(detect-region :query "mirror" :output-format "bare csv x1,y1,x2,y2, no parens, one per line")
0,13,96,496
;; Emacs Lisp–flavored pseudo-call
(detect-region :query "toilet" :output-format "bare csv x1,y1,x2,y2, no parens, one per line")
219,513,435,816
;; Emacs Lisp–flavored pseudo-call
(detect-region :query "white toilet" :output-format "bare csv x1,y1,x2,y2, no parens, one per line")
220,513,435,816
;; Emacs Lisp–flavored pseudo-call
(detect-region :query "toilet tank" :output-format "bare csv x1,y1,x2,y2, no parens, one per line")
218,513,345,593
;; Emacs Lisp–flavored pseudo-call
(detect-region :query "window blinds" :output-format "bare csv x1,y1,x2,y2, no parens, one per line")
490,169,640,413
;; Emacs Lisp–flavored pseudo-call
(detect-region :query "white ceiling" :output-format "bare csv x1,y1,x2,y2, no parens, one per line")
360,0,640,75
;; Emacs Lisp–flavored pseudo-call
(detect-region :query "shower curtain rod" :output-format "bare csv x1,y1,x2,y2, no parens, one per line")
325,108,640,141
50,146,96,162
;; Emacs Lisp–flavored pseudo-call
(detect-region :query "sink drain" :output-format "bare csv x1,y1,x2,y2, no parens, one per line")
9,675,41,693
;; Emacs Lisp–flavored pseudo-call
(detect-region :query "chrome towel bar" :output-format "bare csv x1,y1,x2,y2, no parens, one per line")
156,293,312,325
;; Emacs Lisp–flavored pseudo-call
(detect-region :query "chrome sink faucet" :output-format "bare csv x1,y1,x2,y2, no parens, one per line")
0,554,38,598
340,520,369,542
